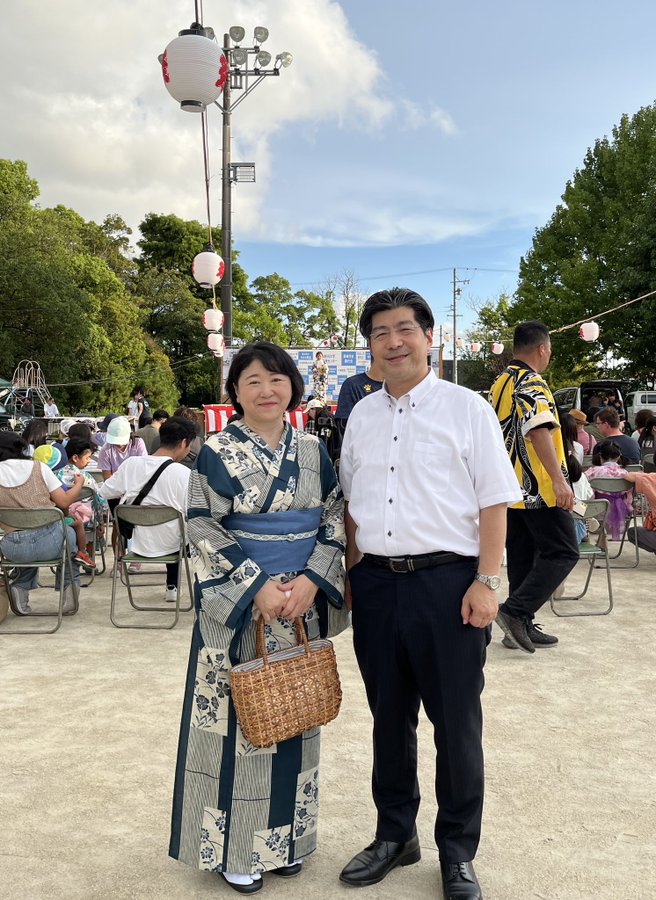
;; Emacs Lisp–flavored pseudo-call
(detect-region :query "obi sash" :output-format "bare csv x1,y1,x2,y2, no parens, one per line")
221,507,323,575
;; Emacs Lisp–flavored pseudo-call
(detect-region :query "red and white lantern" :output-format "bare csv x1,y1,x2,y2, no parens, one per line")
207,333,224,353
443,332,452,343
468,342,482,353
193,249,225,288
330,335,339,344
202,308,224,331
456,338,464,348
321,340,329,347
161,31,228,112
579,321,600,342
491,342,505,355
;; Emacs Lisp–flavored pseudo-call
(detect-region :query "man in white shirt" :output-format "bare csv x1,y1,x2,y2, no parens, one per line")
338,288,521,900
98,416,197,601
44,397,60,418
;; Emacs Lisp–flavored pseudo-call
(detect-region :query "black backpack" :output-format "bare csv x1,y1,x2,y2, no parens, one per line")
138,397,151,429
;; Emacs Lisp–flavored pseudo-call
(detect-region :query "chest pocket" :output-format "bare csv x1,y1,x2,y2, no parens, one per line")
414,442,451,494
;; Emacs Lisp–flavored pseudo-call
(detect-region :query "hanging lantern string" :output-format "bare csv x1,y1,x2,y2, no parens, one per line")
199,108,218,309
549,288,656,335
194,0,202,25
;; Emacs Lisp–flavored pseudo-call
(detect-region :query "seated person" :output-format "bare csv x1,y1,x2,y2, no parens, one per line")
568,408,596,455
593,407,641,464
172,406,203,469
97,417,196,602
586,441,633,540
58,437,107,568
623,471,656,555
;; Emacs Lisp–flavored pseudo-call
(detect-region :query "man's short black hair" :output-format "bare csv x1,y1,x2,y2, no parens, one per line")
225,342,304,416
66,437,95,460
359,287,434,340
159,416,198,449
513,321,550,353
152,409,169,422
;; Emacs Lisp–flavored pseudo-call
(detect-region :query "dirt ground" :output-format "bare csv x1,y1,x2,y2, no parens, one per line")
1,544,655,900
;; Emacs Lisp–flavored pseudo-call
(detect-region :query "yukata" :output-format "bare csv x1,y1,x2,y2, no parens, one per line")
169,421,349,876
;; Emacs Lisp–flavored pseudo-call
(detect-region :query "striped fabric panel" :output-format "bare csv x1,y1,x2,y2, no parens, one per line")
176,769,223,868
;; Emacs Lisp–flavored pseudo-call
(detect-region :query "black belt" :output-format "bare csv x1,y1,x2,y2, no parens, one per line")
362,551,476,574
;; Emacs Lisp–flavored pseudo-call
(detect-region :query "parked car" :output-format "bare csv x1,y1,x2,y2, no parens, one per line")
0,400,29,433
552,380,629,422
624,390,656,430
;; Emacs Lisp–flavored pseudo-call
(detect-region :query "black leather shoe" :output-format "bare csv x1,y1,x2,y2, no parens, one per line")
270,861,303,877
440,861,482,899
495,609,535,653
339,834,421,887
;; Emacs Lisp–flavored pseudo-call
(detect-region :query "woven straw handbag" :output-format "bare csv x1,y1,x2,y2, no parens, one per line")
230,616,342,748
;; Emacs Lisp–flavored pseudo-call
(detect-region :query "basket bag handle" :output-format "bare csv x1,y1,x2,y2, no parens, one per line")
255,616,309,663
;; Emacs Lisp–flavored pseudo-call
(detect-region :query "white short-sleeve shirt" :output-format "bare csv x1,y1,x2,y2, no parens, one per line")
339,370,522,557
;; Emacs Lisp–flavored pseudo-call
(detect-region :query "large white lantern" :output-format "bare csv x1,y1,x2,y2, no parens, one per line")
468,342,482,353
443,332,452,343
491,342,505,355
193,249,225,288
579,321,600,342
161,28,228,112
207,332,224,353
203,308,224,331
456,338,464,348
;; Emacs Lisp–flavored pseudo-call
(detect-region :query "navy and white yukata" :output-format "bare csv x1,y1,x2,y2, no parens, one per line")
169,421,348,875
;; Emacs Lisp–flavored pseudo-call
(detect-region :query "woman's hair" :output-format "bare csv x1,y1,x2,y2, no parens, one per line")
0,432,29,462
561,428,582,484
566,452,583,485
22,419,48,449
638,416,656,447
359,287,434,340
560,413,579,448
592,440,622,466
67,422,94,442
634,408,653,431
225,342,305,416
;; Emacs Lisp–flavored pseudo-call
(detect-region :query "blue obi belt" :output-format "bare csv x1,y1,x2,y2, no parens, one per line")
221,507,323,576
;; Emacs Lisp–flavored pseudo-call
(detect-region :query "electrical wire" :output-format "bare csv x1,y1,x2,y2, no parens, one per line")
289,265,518,288
46,351,212,388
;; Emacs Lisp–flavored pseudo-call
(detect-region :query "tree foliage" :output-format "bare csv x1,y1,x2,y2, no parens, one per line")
512,103,656,386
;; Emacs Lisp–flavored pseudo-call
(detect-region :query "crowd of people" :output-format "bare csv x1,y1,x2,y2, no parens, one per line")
2,296,656,900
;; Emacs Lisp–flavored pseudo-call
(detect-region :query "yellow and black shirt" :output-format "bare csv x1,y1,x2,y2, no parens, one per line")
488,361,567,510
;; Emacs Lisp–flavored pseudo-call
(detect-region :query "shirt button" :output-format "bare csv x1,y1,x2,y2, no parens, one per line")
389,498,393,503
411,402,416,408
394,436,398,441
388,531,392,537
399,409,403,414
390,466,394,471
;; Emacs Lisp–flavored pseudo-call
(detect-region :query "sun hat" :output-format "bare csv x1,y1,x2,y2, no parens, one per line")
33,443,68,471
105,416,131,445
568,409,587,425
59,417,77,435
305,399,324,412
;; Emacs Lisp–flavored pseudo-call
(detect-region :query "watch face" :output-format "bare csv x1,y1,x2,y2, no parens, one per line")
489,576,501,591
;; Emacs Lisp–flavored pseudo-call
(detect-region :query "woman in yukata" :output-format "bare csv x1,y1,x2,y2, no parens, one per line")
169,341,349,895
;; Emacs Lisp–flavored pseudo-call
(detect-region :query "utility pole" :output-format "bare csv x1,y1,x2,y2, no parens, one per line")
451,268,469,384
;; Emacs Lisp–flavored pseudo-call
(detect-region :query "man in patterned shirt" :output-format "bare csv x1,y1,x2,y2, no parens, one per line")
489,321,579,654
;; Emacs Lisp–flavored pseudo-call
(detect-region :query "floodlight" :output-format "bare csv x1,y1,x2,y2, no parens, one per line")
231,47,248,66
256,50,272,67
253,26,269,44
276,51,293,68
229,26,246,43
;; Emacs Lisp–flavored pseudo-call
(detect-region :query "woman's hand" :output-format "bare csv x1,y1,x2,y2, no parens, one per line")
277,574,319,620
253,580,286,623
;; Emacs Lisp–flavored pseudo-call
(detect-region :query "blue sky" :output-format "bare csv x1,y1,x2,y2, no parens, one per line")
2,0,655,339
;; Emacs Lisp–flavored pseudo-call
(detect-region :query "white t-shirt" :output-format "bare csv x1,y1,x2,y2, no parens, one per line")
98,456,190,557
44,402,60,418
340,370,522,557
0,459,61,492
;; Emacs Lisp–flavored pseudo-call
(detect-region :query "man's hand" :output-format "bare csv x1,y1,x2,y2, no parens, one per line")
461,581,499,628
277,574,319,620
344,575,353,611
253,581,286,623
553,476,574,511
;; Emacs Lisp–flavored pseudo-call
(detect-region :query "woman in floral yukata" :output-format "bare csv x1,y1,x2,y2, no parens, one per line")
169,342,349,895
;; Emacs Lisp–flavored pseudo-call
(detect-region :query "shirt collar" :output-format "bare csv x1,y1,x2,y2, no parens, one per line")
382,368,437,408
508,358,536,373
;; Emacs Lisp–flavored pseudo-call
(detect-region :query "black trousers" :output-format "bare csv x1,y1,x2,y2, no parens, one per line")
501,506,579,620
349,555,489,863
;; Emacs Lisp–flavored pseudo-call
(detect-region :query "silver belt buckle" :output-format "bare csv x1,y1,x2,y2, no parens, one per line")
389,557,412,573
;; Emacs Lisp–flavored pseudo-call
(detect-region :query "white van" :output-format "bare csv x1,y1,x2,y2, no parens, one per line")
624,391,656,430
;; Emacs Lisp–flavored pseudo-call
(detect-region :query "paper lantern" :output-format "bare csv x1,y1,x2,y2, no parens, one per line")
192,249,225,288
161,31,228,112
212,346,225,358
491,342,505,355
207,333,224,352
321,340,329,347
579,321,600,342
456,338,464,348
443,332,452,343
202,308,224,331
330,335,339,344
468,342,482,352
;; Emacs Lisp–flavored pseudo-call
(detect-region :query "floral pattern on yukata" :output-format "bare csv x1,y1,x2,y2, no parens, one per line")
251,825,291,872
294,768,319,839
192,648,231,734
199,807,227,871
235,721,277,757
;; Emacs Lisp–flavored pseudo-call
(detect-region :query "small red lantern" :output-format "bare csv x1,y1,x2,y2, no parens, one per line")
203,309,224,331
491,342,505,355
207,333,224,353
579,321,600,342
468,342,482,353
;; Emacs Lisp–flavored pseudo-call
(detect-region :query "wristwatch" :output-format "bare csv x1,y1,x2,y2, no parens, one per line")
474,573,501,591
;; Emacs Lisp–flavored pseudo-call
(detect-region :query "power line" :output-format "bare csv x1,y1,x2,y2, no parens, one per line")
46,351,209,388
289,265,518,288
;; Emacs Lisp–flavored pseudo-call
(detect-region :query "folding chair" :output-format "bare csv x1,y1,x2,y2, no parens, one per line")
0,507,78,634
111,505,192,629
643,452,655,473
551,499,612,617
78,486,107,578
581,454,593,470
588,477,639,567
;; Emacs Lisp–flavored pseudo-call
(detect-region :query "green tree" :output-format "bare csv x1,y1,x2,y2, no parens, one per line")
512,103,656,386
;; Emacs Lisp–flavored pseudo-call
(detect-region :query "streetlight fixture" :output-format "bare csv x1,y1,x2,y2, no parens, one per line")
216,26,292,346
